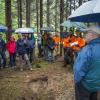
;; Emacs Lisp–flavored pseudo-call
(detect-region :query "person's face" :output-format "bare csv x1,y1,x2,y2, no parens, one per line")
77,33,81,37
85,31,94,43
22,35,26,39
55,32,58,36
18,34,22,39
29,34,31,38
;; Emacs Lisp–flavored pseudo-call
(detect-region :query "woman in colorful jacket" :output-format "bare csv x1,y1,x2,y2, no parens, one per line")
74,26,100,100
7,36,16,68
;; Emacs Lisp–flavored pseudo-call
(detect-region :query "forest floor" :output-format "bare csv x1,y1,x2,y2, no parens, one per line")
0,57,75,100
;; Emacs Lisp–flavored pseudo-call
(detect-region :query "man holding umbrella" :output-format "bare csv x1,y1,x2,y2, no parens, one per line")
74,26,100,100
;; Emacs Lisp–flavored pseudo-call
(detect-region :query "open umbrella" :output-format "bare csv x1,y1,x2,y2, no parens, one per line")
41,27,54,32
0,24,8,32
68,0,100,22
61,20,87,29
15,28,35,33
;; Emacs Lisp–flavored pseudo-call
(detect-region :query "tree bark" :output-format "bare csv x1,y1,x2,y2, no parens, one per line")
47,0,50,27
73,0,76,10
60,0,64,56
65,0,68,31
79,0,83,6
17,0,22,28
5,0,12,40
36,0,39,33
26,0,31,27
55,0,58,32
40,0,43,33
69,0,72,14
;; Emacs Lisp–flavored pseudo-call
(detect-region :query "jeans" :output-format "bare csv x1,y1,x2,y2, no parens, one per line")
0,52,6,67
18,53,32,69
43,46,48,60
47,49,54,61
75,83,98,100
38,44,42,57
10,53,16,67
27,49,33,63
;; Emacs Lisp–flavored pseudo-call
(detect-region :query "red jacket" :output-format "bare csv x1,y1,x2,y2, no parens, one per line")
6,40,16,54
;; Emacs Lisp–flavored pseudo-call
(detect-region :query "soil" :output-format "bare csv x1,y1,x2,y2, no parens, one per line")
0,57,74,100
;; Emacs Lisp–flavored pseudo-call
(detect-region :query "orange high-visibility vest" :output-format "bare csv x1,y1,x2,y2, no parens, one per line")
53,36,60,43
53,36,60,48
72,37,86,51
78,38,86,48
63,36,72,48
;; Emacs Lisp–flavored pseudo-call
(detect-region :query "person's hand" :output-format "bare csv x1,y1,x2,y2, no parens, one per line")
16,53,19,57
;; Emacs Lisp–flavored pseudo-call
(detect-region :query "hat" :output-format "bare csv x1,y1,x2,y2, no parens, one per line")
82,26,100,34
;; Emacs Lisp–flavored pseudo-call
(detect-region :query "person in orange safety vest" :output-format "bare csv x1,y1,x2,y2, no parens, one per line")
53,32,60,56
70,32,86,57
63,33,75,67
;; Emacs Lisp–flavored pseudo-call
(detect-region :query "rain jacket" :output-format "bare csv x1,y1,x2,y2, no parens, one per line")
74,38,100,92
27,38,35,50
6,40,16,54
47,37,55,50
16,39,28,55
0,39,6,53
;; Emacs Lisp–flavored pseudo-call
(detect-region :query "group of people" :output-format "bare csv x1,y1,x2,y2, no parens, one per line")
0,26,100,100
37,32,60,62
36,30,86,66
62,30,86,67
0,31,60,70
0,33,35,71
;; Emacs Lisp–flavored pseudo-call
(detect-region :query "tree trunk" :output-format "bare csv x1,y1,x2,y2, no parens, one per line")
55,0,58,32
47,0,50,27
60,0,64,56
40,0,43,33
65,0,68,31
26,0,31,27
69,0,72,14
73,0,76,10
36,0,39,33
5,0,12,40
17,0,22,28
79,0,83,6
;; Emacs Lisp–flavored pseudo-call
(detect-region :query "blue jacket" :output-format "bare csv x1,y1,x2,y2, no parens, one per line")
47,37,55,50
16,39,28,54
74,38,100,92
27,38,35,50
0,39,6,53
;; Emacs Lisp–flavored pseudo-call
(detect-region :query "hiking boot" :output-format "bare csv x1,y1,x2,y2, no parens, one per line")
20,68,23,71
12,66,16,69
30,68,33,71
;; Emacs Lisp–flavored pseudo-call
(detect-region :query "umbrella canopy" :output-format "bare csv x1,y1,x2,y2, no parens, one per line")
0,24,8,32
15,28,35,33
61,20,87,29
41,27,54,32
68,0,100,22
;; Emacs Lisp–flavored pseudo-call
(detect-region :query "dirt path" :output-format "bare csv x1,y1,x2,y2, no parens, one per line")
0,58,74,100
